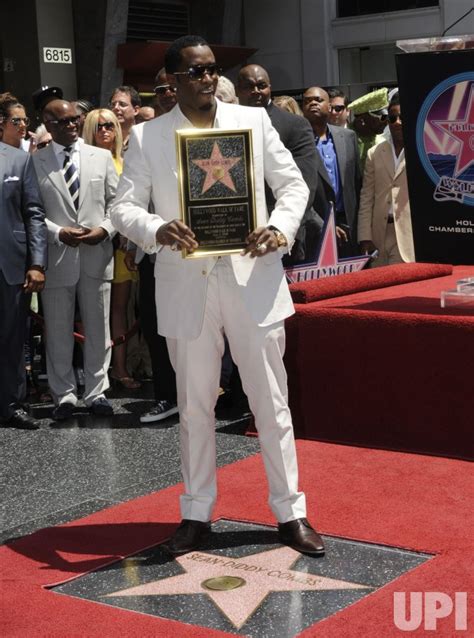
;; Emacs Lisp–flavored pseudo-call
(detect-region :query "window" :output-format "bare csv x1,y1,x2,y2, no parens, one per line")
127,1,190,41
337,0,439,18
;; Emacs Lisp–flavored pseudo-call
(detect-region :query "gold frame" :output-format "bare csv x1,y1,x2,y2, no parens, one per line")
175,128,257,258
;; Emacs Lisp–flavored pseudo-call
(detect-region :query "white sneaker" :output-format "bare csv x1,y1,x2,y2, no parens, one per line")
140,400,178,423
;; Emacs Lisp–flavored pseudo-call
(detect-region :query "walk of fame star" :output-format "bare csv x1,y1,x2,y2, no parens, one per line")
433,83,474,178
192,142,241,194
107,546,370,629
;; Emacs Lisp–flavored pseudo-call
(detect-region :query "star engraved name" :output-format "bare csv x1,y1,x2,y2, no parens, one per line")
192,142,241,194
107,546,371,630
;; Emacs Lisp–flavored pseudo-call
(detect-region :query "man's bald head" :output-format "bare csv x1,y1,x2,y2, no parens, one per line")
42,99,79,146
236,64,271,107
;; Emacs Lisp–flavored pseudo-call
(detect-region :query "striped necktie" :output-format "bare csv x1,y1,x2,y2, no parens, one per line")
63,146,80,210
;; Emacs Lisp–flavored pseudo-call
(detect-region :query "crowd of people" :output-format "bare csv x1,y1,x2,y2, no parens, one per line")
1,33,418,557
0,50,413,433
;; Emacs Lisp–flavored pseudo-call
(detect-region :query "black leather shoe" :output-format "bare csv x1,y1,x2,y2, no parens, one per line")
90,397,114,416
166,519,211,555
4,408,40,430
52,402,75,421
278,518,325,556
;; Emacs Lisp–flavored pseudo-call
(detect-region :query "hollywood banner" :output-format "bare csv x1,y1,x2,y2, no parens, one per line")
396,49,474,265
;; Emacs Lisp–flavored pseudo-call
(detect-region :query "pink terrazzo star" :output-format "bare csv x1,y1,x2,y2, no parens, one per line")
192,142,241,194
108,546,370,629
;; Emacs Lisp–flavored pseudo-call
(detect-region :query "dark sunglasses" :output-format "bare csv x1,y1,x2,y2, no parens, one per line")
45,115,81,127
154,84,177,95
9,117,30,127
368,110,388,121
97,121,115,131
173,64,221,81
36,140,51,150
330,105,346,113
388,113,402,124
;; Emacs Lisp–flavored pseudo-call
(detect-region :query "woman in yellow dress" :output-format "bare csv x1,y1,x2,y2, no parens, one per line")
83,109,140,389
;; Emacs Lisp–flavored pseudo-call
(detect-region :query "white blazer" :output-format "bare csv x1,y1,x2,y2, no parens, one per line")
32,142,118,288
111,99,309,339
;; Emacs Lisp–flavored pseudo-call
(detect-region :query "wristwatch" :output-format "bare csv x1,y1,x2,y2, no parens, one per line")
267,225,288,248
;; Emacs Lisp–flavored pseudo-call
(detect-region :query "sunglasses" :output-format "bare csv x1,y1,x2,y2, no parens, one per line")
368,110,388,121
97,121,115,131
388,113,402,124
45,115,81,127
173,64,221,81
36,140,51,150
8,117,30,127
154,84,177,95
330,105,346,113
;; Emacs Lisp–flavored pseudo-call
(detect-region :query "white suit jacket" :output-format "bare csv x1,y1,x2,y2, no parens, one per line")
357,140,415,263
32,142,118,288
111,99,309,339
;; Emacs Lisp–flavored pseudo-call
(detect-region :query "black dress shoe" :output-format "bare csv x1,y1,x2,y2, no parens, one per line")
278,518,325,556
52,402,75,421
90,397,114,416
4,408,40,430
166,519,211,555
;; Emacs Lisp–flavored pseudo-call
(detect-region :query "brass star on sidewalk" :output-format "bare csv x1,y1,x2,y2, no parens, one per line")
107,546,371,629
192,142,241,194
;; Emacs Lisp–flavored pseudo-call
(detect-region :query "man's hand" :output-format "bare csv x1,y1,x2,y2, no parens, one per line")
242,226,279,258
335,226,348,243
59,226,87,247
23,267,45,293
79,227,109,245
359,240,377,255
156,220,198,253
124,249,138,272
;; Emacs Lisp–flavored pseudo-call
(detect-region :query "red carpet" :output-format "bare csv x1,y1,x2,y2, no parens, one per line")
1,441,473,637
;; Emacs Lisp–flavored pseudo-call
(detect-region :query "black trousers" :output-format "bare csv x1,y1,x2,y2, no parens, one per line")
0,269,30,419
138,256,177,403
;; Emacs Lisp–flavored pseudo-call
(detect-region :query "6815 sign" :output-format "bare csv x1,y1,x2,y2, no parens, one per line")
43,47,72,64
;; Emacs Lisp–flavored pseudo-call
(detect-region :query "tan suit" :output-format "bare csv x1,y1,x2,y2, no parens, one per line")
33,142,118,406
358,140,415,266
112,99,309,523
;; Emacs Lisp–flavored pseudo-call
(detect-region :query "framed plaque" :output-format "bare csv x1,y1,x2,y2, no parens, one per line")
176,128,257,258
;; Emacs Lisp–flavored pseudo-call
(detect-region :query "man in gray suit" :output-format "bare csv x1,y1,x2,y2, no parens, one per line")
32,100,118,420
303,86,362,257
0,141,47,429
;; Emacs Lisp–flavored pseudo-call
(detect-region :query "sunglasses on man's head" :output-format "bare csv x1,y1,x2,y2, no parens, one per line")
97,121,115,131
330,105,346,113
173,64,222,81
154,84,177,95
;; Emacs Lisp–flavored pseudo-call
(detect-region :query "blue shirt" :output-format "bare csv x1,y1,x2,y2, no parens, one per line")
315,129,344,213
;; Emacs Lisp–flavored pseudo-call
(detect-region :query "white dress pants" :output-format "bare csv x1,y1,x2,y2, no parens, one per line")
41,276,111,406
167,258,307,523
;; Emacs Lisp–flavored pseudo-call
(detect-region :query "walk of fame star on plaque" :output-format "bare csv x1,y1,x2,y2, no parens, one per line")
50,519,431,637
176,129,257,258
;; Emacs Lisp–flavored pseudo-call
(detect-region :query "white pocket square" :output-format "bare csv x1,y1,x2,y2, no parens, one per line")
4,176,20,182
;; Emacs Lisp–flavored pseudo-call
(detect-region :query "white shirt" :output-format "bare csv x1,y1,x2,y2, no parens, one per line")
51,139,81,176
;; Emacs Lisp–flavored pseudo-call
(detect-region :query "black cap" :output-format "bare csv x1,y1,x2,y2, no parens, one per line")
32,86,63,111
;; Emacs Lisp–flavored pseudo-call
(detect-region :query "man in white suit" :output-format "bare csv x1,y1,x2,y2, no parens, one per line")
33,100,118,420
358,94,415,266
112,35,324,556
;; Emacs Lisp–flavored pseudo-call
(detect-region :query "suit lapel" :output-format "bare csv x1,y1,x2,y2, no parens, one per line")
393,151,405,181
40,145,76,214
329,124,346,187
381,142,395,179
0,145,6,201
78,143,92,209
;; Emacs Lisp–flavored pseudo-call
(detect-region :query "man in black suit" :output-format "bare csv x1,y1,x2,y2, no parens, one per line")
302,86,362,257
0,141,47,429
236,65,321,264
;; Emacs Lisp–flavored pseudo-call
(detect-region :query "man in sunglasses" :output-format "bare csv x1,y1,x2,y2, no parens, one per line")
328,89,350,128
358,93,415,266
348,87,389,173
112,35,325,558
152,67,177,117
32,99,118,421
